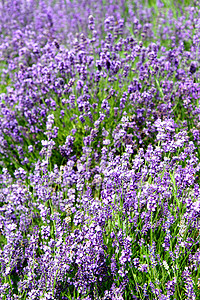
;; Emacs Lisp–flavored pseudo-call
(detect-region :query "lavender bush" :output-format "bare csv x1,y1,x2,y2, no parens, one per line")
1,0,200,299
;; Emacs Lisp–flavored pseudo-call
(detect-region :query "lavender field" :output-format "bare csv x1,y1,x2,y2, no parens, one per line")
1,0,200,299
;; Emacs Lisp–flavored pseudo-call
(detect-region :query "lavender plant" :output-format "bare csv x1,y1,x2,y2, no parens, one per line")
1,0,200,299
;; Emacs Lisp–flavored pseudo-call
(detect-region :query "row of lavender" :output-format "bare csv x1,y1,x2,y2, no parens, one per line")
1,0,200,299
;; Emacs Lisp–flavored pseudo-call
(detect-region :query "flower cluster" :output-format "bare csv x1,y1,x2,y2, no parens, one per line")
1,0,200,299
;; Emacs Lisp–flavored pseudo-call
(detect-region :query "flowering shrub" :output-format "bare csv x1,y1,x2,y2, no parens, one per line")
1,0,200,299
